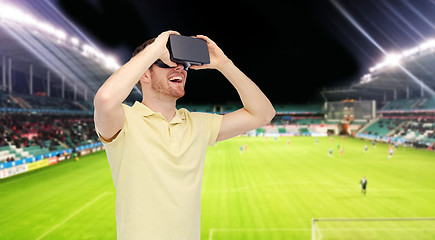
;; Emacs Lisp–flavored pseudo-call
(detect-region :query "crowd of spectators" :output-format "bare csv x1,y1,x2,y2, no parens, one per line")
0,113,98,151
394,118,435,140
1,90,98,152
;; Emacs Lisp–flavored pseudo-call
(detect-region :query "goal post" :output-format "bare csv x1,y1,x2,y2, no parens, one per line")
312,217,435,240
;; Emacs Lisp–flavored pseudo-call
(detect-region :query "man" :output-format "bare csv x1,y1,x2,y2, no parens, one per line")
93,30,275,240
360,176,367,196
388,147,394,159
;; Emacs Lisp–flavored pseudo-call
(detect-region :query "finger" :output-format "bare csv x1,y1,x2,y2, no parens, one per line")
163,30,181,36
195,63,212,69
196,35,215,44
160,51,177,67
189,65,205,70
188,65,200,70
195,34,209,40
155,30,180,43
166,61,178,67
163,59,178,67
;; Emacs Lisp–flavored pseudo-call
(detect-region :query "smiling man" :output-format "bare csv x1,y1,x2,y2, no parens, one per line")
93,30,275,240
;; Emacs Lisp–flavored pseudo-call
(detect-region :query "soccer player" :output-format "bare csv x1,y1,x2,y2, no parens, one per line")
360,176,368,195
328,148,333,156
93,31,275,240
388,147,394,159
364,145,368,153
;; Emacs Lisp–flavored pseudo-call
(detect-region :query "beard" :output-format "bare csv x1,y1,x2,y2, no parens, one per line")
150,76,185,99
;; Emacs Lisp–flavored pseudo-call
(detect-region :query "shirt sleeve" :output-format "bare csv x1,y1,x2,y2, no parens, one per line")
95,124,126,146
206,113,223,146
94,105,129,187
94,104,128,146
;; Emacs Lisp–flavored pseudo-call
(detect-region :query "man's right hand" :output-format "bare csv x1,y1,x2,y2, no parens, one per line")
146,30,181,67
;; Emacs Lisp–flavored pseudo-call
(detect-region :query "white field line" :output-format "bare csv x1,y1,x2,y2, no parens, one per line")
315,228,435,231
36,192,111,240
209,226,435,240
209,227,311,240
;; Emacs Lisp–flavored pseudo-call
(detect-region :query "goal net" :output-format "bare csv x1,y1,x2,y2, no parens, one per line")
312,217,435,240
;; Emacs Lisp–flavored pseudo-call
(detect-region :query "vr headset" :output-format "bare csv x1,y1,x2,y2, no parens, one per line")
166,35,210,70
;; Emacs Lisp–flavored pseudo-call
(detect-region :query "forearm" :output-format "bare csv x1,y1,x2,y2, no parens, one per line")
94,47,159,108
218,61,275,124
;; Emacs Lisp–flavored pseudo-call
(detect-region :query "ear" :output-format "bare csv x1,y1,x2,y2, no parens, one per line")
141,69,152,84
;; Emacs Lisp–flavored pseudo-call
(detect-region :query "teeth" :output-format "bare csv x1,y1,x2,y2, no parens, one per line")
169,76,182,81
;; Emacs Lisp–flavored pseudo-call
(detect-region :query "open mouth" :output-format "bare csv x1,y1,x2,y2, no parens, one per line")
169,76,183,83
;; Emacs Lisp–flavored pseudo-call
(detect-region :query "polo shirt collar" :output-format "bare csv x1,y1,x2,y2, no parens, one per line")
132,101,154,117
132,101,186,124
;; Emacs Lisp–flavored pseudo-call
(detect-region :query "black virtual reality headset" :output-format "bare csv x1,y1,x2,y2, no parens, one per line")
166,35,210,70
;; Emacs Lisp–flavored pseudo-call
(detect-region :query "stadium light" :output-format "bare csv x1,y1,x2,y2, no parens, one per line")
0,2,121,71
361,73,371,83
363,38,435,96
369,38,435,73
402,47,419,58
419,39,435,51
384,53,401,66
104,56,120,70
71,37,80,46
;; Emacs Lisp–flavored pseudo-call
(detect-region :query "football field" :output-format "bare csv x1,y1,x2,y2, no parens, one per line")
1,136,435,239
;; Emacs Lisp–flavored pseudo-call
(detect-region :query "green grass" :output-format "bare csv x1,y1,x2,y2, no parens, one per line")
1,136,435,239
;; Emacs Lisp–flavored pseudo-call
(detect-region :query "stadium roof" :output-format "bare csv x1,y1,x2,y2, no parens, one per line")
0,0,120,101
321,40,435,102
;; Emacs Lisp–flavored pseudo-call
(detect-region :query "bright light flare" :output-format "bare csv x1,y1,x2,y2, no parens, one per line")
419,39,435,51
384,53,401,66
330,0,435,97
0,2,120,71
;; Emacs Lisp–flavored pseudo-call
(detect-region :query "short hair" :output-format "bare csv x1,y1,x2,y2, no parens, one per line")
132,38,156,93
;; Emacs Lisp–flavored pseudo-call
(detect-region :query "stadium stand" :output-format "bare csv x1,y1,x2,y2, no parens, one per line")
379,97,435,112
419,97,435,110
381,98,421,111
392,119,435,143
0,1,111,178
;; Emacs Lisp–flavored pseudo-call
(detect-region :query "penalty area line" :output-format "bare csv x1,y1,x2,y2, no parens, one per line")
36,192,111,240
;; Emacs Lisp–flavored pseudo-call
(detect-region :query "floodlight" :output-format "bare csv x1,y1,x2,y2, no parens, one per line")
71,37,80,46
384,53,401,66
402,47,419,57
419,39,435,51
105,56,121,70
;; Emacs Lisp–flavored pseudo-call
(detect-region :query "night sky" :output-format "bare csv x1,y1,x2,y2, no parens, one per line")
55,0,435,104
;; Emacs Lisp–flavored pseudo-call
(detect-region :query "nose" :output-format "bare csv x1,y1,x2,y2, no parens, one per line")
174,63,184,71
174,63,189,72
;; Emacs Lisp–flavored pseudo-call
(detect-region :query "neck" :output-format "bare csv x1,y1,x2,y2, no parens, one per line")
142,94,177,122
